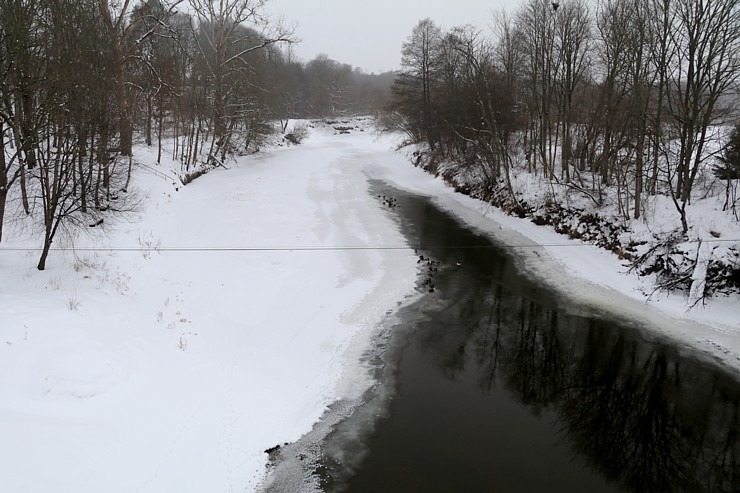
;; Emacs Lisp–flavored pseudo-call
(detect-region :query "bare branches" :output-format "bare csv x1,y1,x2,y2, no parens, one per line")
390,0,740,272
186,0,294,160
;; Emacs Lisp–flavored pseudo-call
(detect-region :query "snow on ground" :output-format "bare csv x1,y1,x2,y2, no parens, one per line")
1,119,739,492
0,121,418,492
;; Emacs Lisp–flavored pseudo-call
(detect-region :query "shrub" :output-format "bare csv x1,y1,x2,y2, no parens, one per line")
715,123,740,180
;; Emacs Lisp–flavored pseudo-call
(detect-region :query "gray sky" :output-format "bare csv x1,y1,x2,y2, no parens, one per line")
264,0,522,74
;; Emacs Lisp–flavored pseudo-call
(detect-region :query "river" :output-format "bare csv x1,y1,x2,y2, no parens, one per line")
266,182,740,493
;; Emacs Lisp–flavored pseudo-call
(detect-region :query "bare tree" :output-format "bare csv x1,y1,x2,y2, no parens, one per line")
188,0,292,163
441,27,515,192
619,0,660,220
593,0,633,190
665,0,740,232
554,0,591,183
516,0,561,178
2,0,140,269
98,0,182,156
0,0,44,229
0,121,19,243
395,18,443,151
0,0,29,241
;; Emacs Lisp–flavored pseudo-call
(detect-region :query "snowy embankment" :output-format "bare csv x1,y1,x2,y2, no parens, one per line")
372,142,740,372
0,121,418,492
1,119,739,492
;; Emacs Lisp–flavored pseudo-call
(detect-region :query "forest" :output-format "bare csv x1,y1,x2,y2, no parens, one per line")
386,0,740,299
1,0,739,299
0,0,393,269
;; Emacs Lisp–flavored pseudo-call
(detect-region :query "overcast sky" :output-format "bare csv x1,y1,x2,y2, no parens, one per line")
264,0,523,74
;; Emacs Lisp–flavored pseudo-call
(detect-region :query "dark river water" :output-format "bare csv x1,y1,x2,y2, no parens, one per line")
264,184,740,493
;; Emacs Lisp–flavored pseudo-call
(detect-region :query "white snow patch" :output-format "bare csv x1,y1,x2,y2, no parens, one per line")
1,120,738,492
0,123,416,492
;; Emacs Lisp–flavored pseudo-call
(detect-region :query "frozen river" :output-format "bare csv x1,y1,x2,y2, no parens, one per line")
267,182,740,492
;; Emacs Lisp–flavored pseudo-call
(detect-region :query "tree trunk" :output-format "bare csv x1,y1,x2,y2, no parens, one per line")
0,130,6,243
78,129,88,212
193,120,202,167
157,94,164,164
173,103,179,161
103,153,111,202
0,187,6,244
146,95,153,147
124,155,133,192
100,0,133,156
87,132,96,206
95,133,106,209
602,129,612,185
116,80,133,156
38,155,59,271
19,92,38,170
213,82,226,141
634,133,644,219
563,120,571,183
19,162,30,214
37,233,52,271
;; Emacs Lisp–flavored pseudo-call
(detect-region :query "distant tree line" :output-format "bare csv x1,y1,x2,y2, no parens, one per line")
390,0,740,233
0,0,393,269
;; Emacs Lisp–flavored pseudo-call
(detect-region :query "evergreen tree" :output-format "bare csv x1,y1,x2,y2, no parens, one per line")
716,123,740,180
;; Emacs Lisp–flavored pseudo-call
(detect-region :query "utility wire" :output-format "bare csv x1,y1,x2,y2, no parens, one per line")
1,237,738,254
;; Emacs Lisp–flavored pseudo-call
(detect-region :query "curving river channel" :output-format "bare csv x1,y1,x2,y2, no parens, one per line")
267,183,740,493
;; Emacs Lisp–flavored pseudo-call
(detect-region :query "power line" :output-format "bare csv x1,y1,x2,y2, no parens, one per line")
1,238,738,254
1,246,412,252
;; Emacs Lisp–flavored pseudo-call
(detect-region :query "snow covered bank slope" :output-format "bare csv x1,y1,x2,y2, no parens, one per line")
0,124,417,492
364,133,740,373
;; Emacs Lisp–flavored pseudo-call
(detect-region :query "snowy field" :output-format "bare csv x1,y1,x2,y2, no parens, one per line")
0,122,420,492
1,120,739,492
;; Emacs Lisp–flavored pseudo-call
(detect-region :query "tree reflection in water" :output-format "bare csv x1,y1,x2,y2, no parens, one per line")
405,203,740,493
412,275,740,491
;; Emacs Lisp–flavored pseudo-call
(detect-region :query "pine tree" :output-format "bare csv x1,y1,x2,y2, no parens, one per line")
716,123,740,180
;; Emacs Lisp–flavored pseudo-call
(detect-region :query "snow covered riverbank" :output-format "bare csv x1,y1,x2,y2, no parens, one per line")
1,120,738,492
367,136,740,373
0,123,418,492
